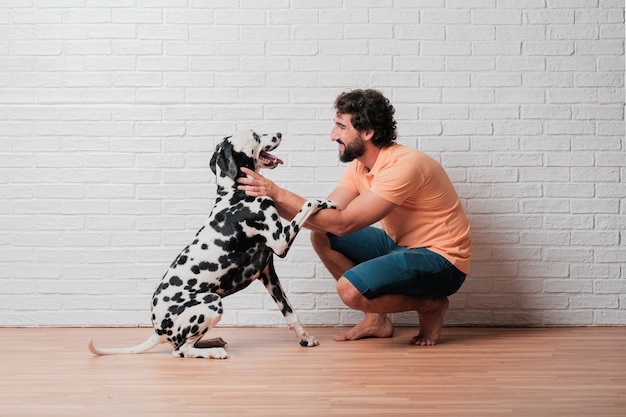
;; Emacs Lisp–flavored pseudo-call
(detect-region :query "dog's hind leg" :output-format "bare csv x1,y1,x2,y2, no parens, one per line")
260,256,318,347
168,295,229,359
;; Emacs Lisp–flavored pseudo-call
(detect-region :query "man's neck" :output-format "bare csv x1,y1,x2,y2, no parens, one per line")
358,145,382,172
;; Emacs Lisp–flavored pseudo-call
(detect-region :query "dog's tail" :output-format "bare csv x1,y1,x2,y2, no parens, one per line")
88,332,163,356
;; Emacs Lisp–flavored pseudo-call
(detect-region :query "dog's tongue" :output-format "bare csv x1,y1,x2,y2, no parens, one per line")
261,151,284,165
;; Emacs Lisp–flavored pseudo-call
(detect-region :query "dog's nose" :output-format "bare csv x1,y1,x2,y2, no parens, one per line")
276,133,282,139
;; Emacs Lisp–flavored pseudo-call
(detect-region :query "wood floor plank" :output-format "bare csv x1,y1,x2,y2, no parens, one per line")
0,327,624,416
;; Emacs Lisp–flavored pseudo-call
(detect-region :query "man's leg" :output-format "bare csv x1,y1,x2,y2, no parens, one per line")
336,277,448,345
310,230,355,280
311,231,394,341
311,230,452,345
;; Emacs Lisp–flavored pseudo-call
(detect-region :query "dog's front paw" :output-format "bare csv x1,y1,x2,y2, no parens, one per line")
299,335,319,347
311,199,338,213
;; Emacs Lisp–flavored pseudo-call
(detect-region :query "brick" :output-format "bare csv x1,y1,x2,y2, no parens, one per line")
112,40,162,55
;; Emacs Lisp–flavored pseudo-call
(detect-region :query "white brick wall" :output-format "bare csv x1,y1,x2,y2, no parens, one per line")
1,1,624,327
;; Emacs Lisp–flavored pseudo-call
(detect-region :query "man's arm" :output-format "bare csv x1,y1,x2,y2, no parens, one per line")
308,187,396,236
238,167,396,236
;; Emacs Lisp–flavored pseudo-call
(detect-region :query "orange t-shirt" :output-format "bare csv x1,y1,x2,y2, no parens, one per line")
339,143,472,274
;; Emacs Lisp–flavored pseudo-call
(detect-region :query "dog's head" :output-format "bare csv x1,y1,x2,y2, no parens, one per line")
210,130,284,179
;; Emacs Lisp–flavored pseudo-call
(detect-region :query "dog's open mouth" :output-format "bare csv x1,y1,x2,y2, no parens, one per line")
259,151,284,168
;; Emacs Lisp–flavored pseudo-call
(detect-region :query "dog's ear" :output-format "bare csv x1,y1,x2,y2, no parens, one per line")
209,142,220,175
210,138,238,179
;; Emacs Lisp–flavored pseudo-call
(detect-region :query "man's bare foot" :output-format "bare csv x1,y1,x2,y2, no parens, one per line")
410,297,449,346
334,313,394,342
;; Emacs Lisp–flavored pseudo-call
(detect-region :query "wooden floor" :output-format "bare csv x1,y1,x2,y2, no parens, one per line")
0,327,624,417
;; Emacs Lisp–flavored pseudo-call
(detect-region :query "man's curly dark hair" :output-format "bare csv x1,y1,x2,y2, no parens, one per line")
334,89,397,148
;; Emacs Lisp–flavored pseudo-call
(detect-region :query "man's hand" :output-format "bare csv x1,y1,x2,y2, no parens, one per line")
237,167,278,199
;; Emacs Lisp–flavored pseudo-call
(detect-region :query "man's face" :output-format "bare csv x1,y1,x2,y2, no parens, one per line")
331,113,366,163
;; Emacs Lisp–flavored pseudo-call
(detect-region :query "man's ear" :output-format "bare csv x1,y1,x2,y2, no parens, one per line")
362,129,375,142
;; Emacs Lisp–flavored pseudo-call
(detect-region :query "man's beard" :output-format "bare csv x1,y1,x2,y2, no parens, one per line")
338,135,365,163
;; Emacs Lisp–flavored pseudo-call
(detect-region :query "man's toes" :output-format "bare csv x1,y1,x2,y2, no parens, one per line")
410,334,436,346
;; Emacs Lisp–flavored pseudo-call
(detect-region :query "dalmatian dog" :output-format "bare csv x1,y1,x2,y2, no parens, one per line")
89,130,336,359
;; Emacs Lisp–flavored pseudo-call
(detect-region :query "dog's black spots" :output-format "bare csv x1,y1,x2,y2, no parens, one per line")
153,281,168,297
242,265,257,280
198,261,215,271
198,282,215,293
203,293,219,304
169,276,183,286
272,286,293,315
299,340,309,347
226,203,269,230
208,267,256,296
259,199,273,210
190,261,218,275
216,253,232,270
177,255,188,265
201,243,208,250
197,314,205,324
274,224,292,241
159,318,174,332
184,279,198,292
168,298,201,317
225,246,258,269
243,212,270,232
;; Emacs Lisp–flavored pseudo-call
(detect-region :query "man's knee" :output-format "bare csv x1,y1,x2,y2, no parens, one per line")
337,277,365,310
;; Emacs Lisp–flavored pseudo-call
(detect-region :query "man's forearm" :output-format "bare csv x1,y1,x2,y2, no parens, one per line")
273,186,307,220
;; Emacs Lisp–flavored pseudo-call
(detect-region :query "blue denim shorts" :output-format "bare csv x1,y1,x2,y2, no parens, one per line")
328,227,466,300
